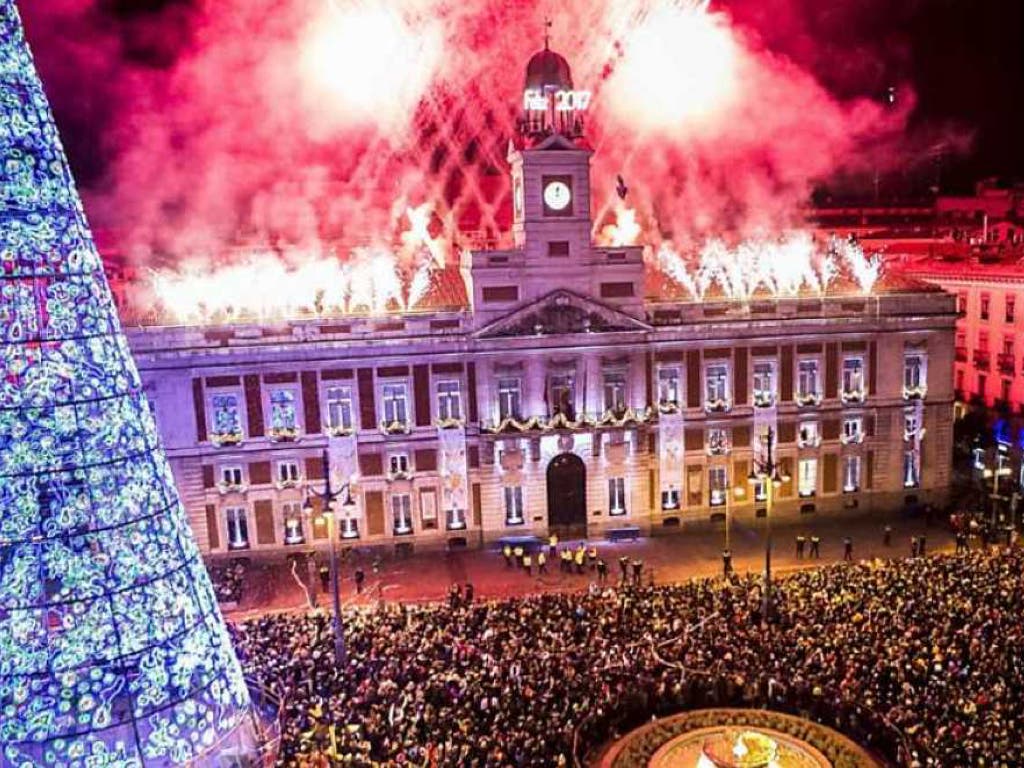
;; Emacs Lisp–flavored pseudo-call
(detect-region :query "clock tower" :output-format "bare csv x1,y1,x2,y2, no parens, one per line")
463,42,645,325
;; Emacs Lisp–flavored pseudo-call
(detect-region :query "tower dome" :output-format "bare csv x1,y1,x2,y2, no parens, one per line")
524,46,573,92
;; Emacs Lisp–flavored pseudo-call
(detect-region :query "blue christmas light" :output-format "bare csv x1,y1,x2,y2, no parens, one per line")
0,2,256,765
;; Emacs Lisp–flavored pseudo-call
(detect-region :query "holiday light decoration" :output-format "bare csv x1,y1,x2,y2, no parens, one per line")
0,2,259,765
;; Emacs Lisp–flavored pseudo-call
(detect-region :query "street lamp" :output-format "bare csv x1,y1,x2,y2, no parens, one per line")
747,427,787,621
303,448,357,666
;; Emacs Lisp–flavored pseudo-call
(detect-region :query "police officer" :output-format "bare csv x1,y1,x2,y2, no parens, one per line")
796,534,806,559
843,536,853,561
809,535,821,559
537,550,548,575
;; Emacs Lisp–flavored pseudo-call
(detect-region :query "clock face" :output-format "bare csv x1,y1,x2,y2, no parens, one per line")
543,180,572,211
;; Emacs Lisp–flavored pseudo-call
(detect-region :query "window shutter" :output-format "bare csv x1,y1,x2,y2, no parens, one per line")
734,347,748,405
733,425,750,448
413,364,431,427
305,455,324,480
243,374,264,437
358,368,376,430
868,341,878,396
301,371,321,434
254,500,276,545
365,491,385,536
202,465,215,489
467,362,479,423
414,449,438,472
825,343,839,399
205,504,219,550
823,453,838,494
777,421,796,444
684,427,704,452
249,461,271,486
686,350,701,408
472,483,482,527
822,419,840,441
865,451,875,489
780,346,794,402
359,452,384,476
779,457,794,497
192,378,207,442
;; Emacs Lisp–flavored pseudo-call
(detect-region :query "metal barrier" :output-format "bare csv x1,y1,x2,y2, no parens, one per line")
185,679,283,768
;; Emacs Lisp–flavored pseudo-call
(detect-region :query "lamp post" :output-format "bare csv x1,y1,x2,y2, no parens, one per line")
303,448,356,666
747,427,787,621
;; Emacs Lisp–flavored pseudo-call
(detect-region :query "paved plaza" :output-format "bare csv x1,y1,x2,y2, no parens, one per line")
220,508,957,617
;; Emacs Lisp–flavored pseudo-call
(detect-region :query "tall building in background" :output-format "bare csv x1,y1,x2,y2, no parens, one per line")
120,46,957,556
0,2,265,765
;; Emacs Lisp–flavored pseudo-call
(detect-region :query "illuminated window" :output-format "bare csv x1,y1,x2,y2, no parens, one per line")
1006,295,1016,323
269,389,297,431
753,360,775,406
436,380,462,421
658,367,680,406
225,506,250,550
277,461,299,484
709,466,728,507
843,455,861,493
903,353,926,397
661,488,680,510
392,493,413,535
388,453,410,476
325,386,353,430
603,372,627,413
220,466,243,487
211,393,242,437
798,459,817,497
798,421,820,448
903,450,920,488
705,364,729,408
504,486,524,525
282,501,304,545
980,293,990,320
707,428,729,455
550,374,575,418
841,357,865,399
382,383,408,425
498,378,522,421
797,359,820,401
842,416,863,444
608,477,627,516
753,479,768,502
956,292,967,314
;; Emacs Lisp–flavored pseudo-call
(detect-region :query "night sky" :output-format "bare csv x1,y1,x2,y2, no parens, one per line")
21,0,1024,204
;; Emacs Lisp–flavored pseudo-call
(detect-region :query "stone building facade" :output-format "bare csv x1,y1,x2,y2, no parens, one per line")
124,48,958,556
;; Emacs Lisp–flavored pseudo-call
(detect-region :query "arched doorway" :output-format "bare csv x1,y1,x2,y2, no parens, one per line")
547,452,587,535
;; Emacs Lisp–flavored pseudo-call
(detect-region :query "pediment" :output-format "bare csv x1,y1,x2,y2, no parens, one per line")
475,290,651,339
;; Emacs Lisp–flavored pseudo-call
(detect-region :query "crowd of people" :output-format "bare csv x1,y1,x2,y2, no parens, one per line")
232,548,1024,768
210,559,247,605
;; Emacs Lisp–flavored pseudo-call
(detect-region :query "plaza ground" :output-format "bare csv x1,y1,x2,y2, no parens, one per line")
219,508,957,618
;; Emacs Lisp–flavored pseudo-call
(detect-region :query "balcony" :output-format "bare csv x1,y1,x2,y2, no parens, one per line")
752,391,776,409
955,346,968,363
840,388,867,405
795,392,822,408
704,397,732,414
973,349,991,370
998,353,1015,375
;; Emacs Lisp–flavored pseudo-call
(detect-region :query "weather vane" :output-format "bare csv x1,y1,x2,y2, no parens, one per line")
544,17,552,49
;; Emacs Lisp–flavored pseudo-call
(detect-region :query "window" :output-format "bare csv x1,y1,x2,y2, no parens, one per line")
843,456,861,493
225,507,249,550
842,416,863,444
709,466,728,507
753,479,768,502
382,383,408,426
903,353,926,397
388,453,410,476
980,293,990,320
325,386,353,431
282,501,304,545
391,494,413,534
903,450,919,488
269,389,298,433
504,486,524,525
798,421,820,448
550,375,575,419
608,477,627,516
548,240,570,257
956,292,967,314
978,331,989,351
977,374,987,399
797,360,820,402
603,372,626,413
841,357,865,400
707,428,729,455
661,488,680,510
1007,295,1016,323
211,393,242,437
446,505,466,530
903,408,920,440
704,364,729,409
955,370,965,391
658,368,680,406
1003,336,1015,356
277,461,300,484
1001,379,1012,402
753,361,775,406
798,459,817,497
221,466,243,487
955,331,966,348
498,378,522,421
436,380,462,422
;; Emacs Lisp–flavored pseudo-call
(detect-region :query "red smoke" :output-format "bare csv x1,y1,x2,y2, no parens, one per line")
22,0,962,269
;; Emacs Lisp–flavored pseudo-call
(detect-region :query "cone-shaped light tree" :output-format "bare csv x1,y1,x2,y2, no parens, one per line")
0,2,260,765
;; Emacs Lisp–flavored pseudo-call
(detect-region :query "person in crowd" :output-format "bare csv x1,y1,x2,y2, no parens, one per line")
502,544,513,567
883,525,892,547
596,558,608,584
537,550,547,575
809,535,821,559
843,536,853,562
631,558,643,586
233,549,1024,768
795,534,806,559
353,568,365,595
